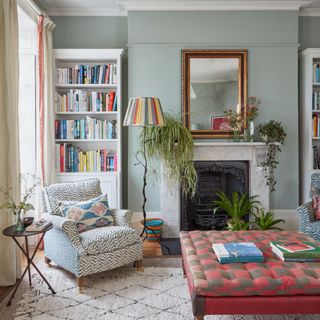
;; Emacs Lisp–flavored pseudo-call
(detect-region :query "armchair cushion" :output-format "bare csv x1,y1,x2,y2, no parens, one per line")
43,179,102,216
80,226,141,255
61,194,114,232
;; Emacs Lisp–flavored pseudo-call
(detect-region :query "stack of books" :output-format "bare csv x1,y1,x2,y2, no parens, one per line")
25,219,51,232
212,242,264,264
270,241,320,262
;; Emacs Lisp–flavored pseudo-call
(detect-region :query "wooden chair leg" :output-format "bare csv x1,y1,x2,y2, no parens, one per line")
135,259,143,272
77,277,84,293
195,317,204,320
44,257,51,266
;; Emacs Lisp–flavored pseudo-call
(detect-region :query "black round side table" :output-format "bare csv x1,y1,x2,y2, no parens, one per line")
2,223,56,306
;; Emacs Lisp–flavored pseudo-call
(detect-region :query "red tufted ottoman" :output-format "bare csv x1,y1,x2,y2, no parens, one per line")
180,230,320,320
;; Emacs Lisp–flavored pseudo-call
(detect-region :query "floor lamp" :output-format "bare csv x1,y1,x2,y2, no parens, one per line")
123,97,165,238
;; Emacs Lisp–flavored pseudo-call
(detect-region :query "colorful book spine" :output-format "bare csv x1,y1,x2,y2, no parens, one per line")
55,145,117,173
56,64,117,85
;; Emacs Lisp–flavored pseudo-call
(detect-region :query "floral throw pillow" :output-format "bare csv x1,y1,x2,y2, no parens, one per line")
311,187,320,220
61,194,114,233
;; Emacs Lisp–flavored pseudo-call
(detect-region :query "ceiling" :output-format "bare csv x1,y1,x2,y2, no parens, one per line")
34,0,320,16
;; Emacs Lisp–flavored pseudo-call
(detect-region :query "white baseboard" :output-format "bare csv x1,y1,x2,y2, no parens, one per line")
271,209,299,231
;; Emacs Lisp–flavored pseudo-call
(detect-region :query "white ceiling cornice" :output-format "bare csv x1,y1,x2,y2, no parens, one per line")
118,0,313,12
47,8,127,16
299,8,320,15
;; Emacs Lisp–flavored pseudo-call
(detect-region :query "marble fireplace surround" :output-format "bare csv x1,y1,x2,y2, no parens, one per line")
160,142,269,238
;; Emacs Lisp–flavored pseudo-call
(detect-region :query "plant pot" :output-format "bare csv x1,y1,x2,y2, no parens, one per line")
140,218,163,241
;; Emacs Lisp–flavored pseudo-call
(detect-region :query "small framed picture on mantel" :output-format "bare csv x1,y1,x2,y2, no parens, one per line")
211,115,231,131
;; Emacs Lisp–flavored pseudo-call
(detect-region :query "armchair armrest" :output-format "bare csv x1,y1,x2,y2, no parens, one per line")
42,212,85,254
111,209,132,227
297,202,315,230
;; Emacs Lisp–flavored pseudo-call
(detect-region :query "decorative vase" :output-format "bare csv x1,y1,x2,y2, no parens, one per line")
249,120,255,142
243,127,250,142
15,210,25,233
233,130,240,142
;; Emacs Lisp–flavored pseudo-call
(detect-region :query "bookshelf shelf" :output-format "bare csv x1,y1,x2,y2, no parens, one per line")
53,49,123,209
300,48,320,203
55,139,117,142
55,84,117,89
56,111,117,115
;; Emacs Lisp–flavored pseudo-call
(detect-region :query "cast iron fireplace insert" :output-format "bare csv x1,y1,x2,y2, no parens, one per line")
180,160,249,231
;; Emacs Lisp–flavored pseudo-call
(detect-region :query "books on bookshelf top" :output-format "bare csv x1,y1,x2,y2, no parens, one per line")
212,242,264,264
313,63,320,83
56,64,117,85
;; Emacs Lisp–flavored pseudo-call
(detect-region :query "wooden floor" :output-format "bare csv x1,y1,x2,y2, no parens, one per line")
0,240,163,305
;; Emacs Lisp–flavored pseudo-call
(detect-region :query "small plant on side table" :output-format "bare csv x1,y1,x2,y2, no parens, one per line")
0,174,38,232
257,120,286,192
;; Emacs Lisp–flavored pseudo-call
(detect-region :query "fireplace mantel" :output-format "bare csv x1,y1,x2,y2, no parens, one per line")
160,142,269,238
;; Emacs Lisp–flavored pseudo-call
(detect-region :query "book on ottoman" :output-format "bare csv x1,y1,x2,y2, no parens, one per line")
212,242,264,264
270,241,320,262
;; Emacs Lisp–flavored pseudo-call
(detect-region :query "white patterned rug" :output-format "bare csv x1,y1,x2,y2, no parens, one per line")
1,260,319,320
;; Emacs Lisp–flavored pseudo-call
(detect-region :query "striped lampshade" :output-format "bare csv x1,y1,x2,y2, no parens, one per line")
123,97,165,126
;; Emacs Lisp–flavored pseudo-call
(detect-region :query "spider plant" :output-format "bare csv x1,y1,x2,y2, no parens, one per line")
211,191,261,231
252,208,285,230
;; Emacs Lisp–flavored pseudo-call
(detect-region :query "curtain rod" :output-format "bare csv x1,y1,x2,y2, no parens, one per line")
18,0,44,17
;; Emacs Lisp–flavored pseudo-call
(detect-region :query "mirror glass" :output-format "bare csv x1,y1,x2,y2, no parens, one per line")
190,58,239,130
182,50,247,138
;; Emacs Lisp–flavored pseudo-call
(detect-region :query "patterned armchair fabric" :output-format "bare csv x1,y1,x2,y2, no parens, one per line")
42,180,143,282
297,173,320,241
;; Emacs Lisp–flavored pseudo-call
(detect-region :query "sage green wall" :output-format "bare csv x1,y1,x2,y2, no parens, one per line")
51,16,128,48
299,16,320,50
127,11,299,211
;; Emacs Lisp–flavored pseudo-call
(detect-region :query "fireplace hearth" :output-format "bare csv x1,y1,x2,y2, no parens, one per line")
180,161,249,231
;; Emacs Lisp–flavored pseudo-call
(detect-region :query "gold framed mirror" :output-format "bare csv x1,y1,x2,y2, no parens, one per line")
182,49,248,138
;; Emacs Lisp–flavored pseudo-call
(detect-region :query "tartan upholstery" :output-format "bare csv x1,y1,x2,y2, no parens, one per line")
180,230,320,297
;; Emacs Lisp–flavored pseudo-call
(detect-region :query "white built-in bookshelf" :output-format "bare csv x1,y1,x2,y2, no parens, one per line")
53,49,123,208
300,48,320,203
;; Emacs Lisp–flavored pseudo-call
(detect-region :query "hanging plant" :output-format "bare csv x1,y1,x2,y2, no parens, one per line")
257,120,286,192
139,113,197,197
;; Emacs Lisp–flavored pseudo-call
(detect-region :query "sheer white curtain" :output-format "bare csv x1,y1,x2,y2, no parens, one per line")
0,0,21,285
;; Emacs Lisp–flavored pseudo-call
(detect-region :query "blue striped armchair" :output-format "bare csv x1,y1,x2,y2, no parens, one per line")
41,179,143,291
297,173,320,241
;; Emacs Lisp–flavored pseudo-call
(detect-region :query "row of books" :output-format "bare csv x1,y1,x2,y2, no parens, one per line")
56,90,117,112
313,63,320,83
55,118,117,140
270,241,320,262
312,115,320,137
56,64,117,85
212,241,320,264
212,242,263,264
55,144,117,173
312,92,320,110
313,145,320,169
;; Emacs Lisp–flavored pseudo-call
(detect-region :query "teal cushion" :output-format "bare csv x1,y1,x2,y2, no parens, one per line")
61,194,114,233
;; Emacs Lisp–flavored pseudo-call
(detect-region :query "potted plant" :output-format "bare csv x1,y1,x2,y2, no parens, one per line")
224,109,242,142
0,174,38,232
252,208,285,230
139,113,197,239
211,191,261,231
257,120,286,192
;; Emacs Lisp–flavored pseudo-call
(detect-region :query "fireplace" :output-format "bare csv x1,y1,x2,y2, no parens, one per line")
180,161,249,231
160,142,268,238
